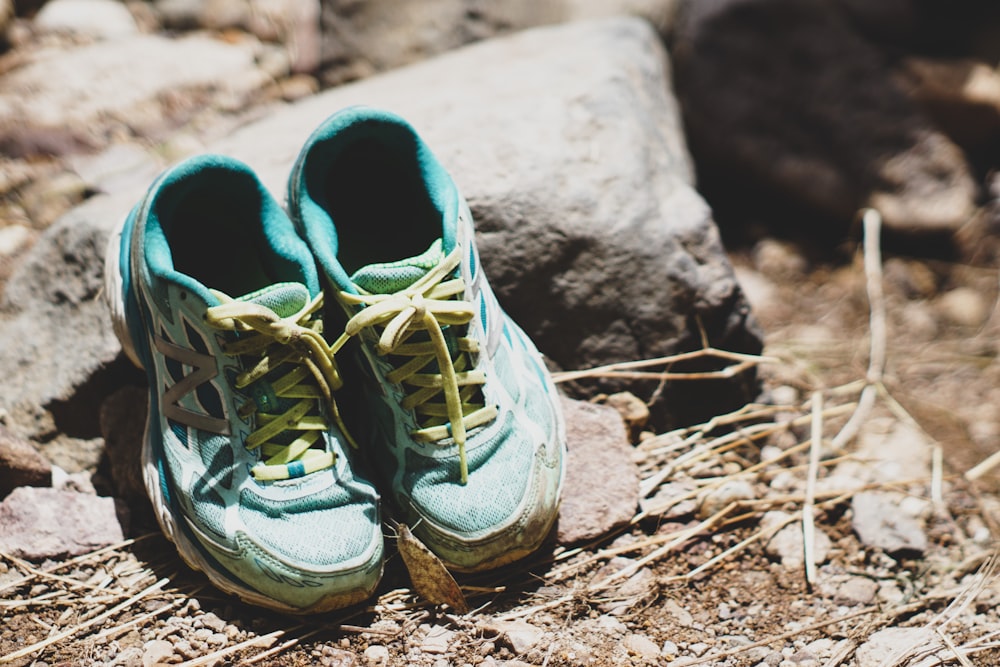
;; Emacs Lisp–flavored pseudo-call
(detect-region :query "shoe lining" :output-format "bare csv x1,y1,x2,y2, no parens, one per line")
324,136,439,275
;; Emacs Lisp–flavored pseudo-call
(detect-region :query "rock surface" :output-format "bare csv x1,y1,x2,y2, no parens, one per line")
671,0,978,234
34,0,139,39
0,426,51,498
0,487,127,559
214,16,763,426
0,32,265,159
557,397,640,545
851,491,928,557
0,17,761,438
99,385,150,506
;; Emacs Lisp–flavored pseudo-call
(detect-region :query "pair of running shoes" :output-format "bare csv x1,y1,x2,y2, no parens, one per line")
104,107,566,613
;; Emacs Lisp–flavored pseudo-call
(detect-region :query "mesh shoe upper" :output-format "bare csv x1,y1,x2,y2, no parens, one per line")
108,154,383,612
288,107,566,571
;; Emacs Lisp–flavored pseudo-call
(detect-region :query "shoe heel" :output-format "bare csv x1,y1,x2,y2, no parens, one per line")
103,211,145,370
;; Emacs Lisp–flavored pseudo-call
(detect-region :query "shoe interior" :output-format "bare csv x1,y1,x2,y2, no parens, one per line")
312,122,442,275
156,164,277,297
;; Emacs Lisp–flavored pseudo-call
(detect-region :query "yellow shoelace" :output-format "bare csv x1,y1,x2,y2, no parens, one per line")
332,248,498,484
205,292,352,481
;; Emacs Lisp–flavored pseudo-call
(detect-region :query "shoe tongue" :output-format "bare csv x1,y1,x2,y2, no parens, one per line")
350,239,444,294
234,282,310,318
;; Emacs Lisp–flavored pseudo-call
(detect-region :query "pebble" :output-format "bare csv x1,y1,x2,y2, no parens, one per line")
487,619,544,654
763,511,832,567
937,287,989,327
363,645,389,665
604,391,649,439
34,0,139,39
623,633,660,659
699,480,756,519
141,639,174,667
855,627,932,667
419,625,454,655
661,640,679,657
852,491,928,557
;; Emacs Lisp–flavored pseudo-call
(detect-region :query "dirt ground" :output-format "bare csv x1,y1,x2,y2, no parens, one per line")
3,209,1000,667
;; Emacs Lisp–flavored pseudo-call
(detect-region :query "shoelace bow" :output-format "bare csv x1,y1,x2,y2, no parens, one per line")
205,292,352,481
332,247,498,484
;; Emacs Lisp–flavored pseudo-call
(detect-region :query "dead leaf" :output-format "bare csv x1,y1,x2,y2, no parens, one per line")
397,523,469,613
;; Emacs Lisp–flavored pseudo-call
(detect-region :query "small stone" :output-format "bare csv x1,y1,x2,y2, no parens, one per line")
689,642,710,657
833,576,879,606
0,224,33,260
34,0,139,39
661,640,679,657
419,625,454,655
0,487,127,559
640,480,699,519
485,620,544,654
142,639,174,667
0,426,51,498
596,615,628,635
855,628,932,667
937,287,989,328
363,645,389,665
664,599,694,627
604,391,649,440
852,491,928,557
623,633,660,659
698,480,756,519
762,511,831,568
557,398,640,544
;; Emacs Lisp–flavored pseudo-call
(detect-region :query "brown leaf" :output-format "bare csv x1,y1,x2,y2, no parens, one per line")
397,523,469,613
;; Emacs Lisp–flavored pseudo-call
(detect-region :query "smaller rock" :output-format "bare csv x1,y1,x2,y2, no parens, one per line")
604,391,649,441
0,487,127,560
0,224,34,261
661,641,679,658
640,479,698,519
852,491,928,557
362,645,389,665
142,639,174,667
557,397,640,544
698,479,756,519
34,0,139,39
484,620,544,654
833,576,879,607
419,625,453,655
855,627,932,667
623,633,660,660
762,511,831,568
0,426,51,498
937,287,989,328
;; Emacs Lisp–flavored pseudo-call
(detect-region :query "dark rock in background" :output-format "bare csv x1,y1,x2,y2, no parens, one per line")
670,0,978,239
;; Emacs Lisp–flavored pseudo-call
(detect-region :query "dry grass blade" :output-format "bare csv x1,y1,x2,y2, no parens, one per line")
551,347,774,384
803,391,822,587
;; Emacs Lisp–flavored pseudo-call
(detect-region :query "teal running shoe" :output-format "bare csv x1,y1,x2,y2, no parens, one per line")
104,155,383,612
288,108,566,572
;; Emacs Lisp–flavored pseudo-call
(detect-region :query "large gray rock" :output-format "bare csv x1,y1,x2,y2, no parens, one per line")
0,17,761,441
671,0,978,234
214,17,762,425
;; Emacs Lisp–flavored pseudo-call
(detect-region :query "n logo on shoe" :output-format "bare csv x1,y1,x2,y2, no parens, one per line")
154,335,230,435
